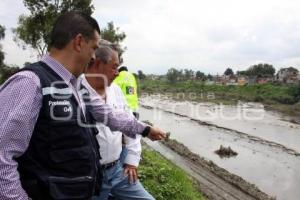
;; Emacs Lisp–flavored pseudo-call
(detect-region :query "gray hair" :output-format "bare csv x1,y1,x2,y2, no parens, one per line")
95,39,120,64
99,39,120,52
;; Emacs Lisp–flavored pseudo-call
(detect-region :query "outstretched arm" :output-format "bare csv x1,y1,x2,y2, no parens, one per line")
82,77,166,140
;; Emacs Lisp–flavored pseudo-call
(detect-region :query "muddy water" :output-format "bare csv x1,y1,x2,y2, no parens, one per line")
139,99,300,200
140,96,300,153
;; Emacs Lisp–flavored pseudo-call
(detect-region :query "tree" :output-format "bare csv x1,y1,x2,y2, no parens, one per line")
207,74,213,80
237,70,248,76
0,25,20,84
0,65,20,84
0,25,5,40
195,70,206,81
0,25,5,66
224,68,234,76
183,69,194,80
100,22,126,63
167,68,182,83
24,62,32,67
0,24,6,83
246,63,275,77
13,0,94,57
137,70,146,80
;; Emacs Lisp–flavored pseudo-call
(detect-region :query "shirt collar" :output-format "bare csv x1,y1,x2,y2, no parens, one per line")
41,54,77,85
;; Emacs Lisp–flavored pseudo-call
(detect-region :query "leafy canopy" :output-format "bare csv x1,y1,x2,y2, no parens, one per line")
0,25,5,66
13,0,94,57
0,25,20,84
14,0,127,62
100,22,126,63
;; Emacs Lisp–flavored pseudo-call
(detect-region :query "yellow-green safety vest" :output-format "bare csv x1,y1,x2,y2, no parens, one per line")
114,71,139,111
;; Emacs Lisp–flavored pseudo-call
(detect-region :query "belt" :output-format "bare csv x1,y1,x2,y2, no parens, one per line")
101,160,119,170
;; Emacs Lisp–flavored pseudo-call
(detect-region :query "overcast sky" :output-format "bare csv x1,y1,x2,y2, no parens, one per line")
1,0,300,74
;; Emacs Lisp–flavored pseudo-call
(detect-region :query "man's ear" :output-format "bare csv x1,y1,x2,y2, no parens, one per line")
73,33,84,52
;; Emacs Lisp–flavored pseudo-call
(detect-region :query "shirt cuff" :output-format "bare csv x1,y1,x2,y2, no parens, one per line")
141,125,150,137
124,154,141,167
137,121,147,136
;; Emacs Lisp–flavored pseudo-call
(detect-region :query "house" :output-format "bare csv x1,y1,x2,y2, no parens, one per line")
256,76,273,84
237,76,248,86
212,75,223,85
226,75,238,85
276,67,299,84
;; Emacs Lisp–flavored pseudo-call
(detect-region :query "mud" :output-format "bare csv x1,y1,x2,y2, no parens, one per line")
214,145,238,158
160,139,275,200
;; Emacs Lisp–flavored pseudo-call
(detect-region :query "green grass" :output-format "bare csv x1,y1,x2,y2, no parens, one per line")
139,147,205,200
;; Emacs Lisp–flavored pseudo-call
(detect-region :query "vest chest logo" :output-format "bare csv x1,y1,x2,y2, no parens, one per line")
42,86,75,120
48,100,73,120
126,86,135,95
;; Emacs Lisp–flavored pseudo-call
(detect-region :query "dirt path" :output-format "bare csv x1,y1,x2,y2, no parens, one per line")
144,139,275,200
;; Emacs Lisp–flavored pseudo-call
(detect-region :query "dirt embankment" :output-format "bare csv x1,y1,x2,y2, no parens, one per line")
161,139,276,200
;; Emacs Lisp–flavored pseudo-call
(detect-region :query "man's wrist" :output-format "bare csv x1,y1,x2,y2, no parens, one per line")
141,126,150,137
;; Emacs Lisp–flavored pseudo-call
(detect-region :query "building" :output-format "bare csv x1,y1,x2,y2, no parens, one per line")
237,76,248,86
256,76,273,84
276,67,299,84
226,75,238,85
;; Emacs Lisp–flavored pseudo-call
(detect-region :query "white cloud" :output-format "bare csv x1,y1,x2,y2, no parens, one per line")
93,0,300,74
1,0,300,74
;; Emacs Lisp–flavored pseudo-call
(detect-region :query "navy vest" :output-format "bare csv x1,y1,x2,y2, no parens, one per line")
16,62,101,200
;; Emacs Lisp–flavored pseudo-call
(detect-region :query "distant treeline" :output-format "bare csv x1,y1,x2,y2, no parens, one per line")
136,64,299,83
139,79,300,105
164,64,276,83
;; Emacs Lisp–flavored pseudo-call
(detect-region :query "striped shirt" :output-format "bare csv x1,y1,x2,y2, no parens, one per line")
0,55,145,200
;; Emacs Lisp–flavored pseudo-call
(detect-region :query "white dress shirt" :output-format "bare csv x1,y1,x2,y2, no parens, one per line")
96,83,142,166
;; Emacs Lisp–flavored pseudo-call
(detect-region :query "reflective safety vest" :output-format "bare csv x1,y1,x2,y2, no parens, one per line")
114,71,139,111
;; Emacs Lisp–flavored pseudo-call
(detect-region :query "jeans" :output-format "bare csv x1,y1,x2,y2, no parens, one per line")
92,160,154,200
119,146,128,164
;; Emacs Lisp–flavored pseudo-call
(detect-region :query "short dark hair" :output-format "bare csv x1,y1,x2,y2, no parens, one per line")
118,66,128,72
50,11,100,49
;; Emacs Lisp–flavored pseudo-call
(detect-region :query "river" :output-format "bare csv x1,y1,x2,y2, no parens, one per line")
139,96,300,200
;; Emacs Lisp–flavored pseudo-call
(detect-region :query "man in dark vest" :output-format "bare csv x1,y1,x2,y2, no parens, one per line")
0,11,165,200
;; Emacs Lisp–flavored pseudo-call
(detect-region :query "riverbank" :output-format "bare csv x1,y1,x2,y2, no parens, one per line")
139,79,300,119
140,115,278,199
142,138,275,200
139,145,205,200
161,139,275,200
